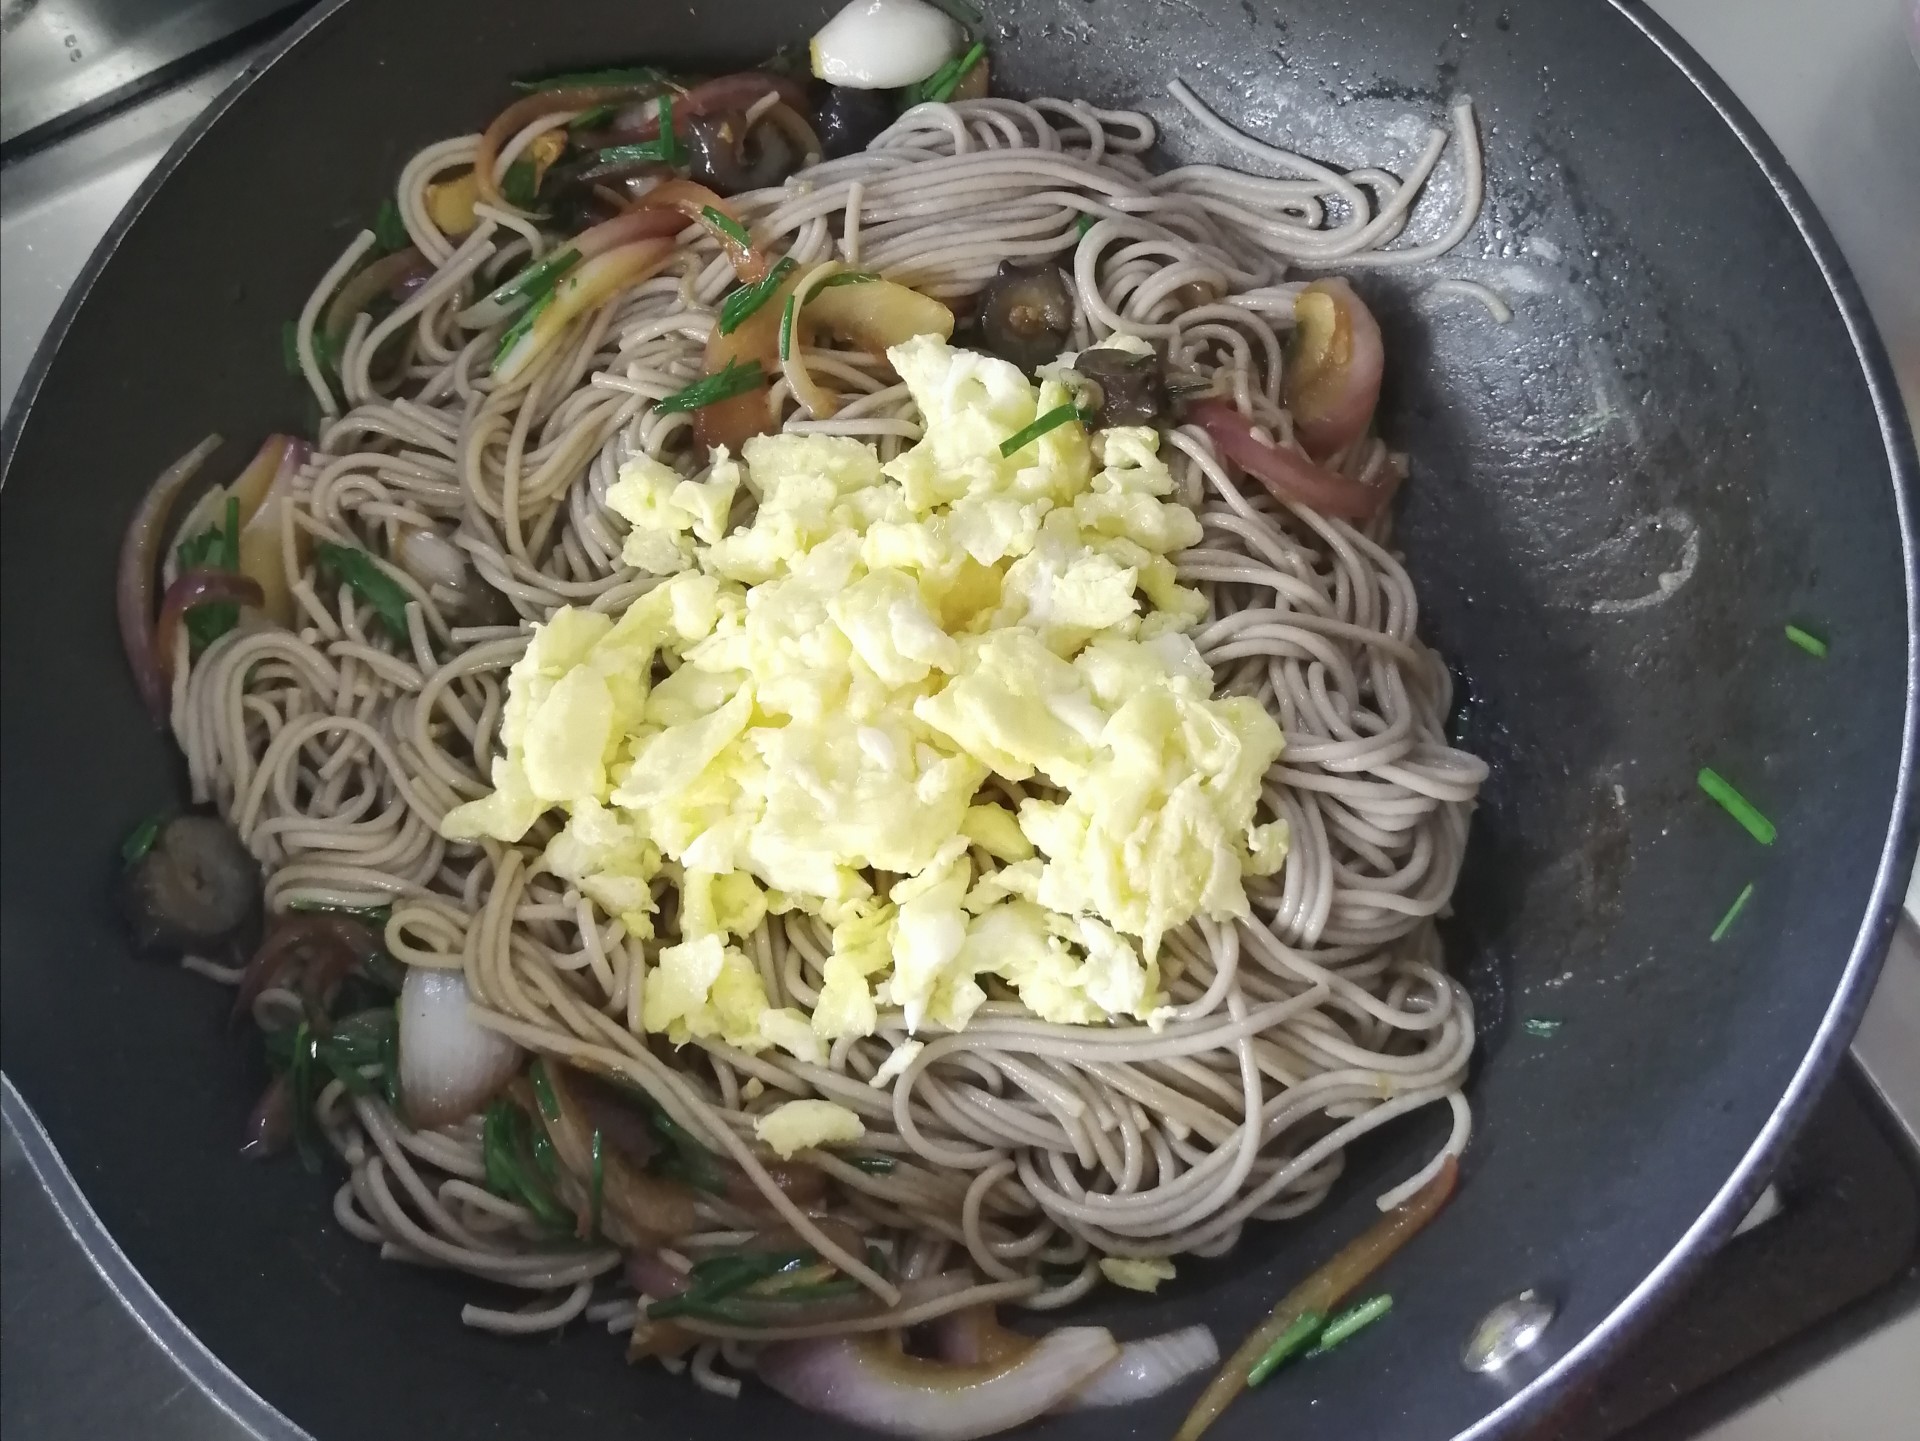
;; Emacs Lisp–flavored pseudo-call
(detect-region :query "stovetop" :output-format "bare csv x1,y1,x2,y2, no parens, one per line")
3,3,1917,1438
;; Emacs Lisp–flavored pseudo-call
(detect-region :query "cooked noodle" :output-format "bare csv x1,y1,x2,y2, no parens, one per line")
169,88,1487,1360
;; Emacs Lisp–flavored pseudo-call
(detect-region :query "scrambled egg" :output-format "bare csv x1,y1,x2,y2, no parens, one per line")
755,1099,867,1159
443,335,1288,1055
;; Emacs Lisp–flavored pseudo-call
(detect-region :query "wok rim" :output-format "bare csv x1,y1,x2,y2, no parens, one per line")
1,1,1916,1437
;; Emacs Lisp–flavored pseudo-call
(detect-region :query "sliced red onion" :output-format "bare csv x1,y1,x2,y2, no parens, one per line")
1189,399,1388,520
1060,1325,1219,1409
625,1251,692,1300
233,914,381,1021
118,435,223,723
757,1325,1119,1440
396,525,470,592
153,569,265,687
398,967,522,1129
241,1074,293,1160
1285,277,1384,458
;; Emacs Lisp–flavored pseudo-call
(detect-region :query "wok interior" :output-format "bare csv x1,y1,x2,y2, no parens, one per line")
0,2,1910,1438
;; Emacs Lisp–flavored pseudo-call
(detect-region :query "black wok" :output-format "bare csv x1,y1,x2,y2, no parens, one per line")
2,1,1917,1438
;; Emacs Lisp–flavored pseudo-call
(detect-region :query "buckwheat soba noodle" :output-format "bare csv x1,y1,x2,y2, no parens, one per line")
116,17,1488,1434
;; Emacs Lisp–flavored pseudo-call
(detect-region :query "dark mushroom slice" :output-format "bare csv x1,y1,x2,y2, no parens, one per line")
119,814,263,958
1073,345,1169,427
686,112,802,195
815,85,895,159
976,261,1076,371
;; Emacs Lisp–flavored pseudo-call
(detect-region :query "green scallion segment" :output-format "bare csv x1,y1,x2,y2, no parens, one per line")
372,197,409,254
1711,882,1756,942
588,1129,605,1238
1076,212,1097,238
501,157,541,210
485,248,580,311
482,1100,571,1232
314,542,413,639
910,41,988,107
511,66,668,93
657,359,766,414
814,270,880,291
569,103,617,131
1785,624,1828,658
702,205,752,248
590,95,686,171
1305,1295,1393,1357
846,1153,896,1174
282,319,343,382
175,495,244,651
1522,1017,1563,1038
719,257,797,334
1247,1310,1324,1387
530,1060,562,1123
999,402,1083,457
493,290,554,368
121,813,167,866
779,293,799,362
1697,767,1777,846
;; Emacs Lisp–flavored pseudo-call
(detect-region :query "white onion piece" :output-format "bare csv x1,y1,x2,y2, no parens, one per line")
398,968,521,1128
759,1327,1119,1440
397,525,470,592
1059,1325,1220,1409
810,0,963,90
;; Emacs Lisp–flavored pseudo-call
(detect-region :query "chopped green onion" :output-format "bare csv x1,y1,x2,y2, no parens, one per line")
492,290,554,368
1522,1017,1563,1038
1076,212,1098,238
501,157,541,210
281,319,342,380
511,66,668,93
530,1059,562,1123
588,1129,605,1239
485,248,580,312
999,402,1084,457
719,256,797,334
1305,1295,1392,1356
1697,767,1777,846
1711,882,1756,942
655,358,766,414
1785,624,1828,658
175,495,244,651
703,205,752,248
569,103,617,131
372,197,409,254
120,813,166,866
482,1100,572,1232
314,542,413,639
1246,1310,1323,1386
846,1153,896,1174
779,293,798,362
814,270,880,290
909,41,987,107
589,95,686,171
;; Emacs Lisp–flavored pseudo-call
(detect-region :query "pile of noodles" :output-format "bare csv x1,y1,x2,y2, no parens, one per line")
168,82,1488,1388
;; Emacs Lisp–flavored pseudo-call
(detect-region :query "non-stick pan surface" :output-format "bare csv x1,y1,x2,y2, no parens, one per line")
2,2,1916,1438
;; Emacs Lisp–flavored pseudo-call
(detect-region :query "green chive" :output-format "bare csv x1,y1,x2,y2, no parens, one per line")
372,197,409,254
1000,402,1084,457
569,103,617,131
1785,624,1828,658
1247,1310,1324,1386
656,358,766,414
120,814,166,866
588,1129,605,1238
911,41,988,107
314,542,413,639
719,256,797,334
814,270,880,291
847,1153,896,1175
511,66,668,93
590,95,686,171
779,293,798,362
1711,882,1756,942
1697,767,1777,846
1076,212,1097,238
484,248,580,311
501,158,541,210
493,290,554,368
1306,1295,1392,1356
1522,1017,1563,1038
280,319,301,375
703,205,752,248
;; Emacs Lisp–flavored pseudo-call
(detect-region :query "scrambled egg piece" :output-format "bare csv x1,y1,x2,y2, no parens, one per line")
442,335,1288,1051
755,1099,867,1159
1099,1256,1177,1293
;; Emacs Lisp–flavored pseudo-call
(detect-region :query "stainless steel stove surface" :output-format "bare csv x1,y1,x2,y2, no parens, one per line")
3,3,1917,1438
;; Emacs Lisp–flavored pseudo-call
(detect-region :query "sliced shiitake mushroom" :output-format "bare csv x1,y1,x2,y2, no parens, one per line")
120,814,262,958
1073,345,1169,427
976,260,1076,372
